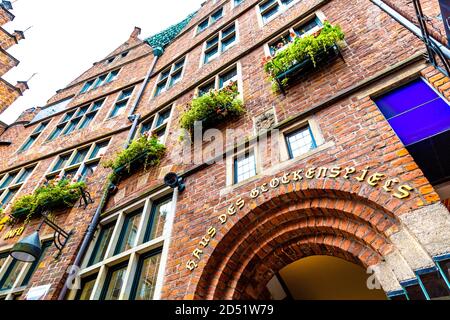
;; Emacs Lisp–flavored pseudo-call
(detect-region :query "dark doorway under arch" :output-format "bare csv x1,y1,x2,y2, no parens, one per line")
267,255,387,300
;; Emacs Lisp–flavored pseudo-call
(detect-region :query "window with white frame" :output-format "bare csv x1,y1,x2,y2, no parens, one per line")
80,69,120,94
196,7,223,34
258,0,300,24
17,121,50,153
266,15,323,56
233,151,257,184
203,22,237,64
109,87,135,118
0,165,36,209
71,194,173,300
285,125,317,159
0,241,51,300
46,140,110,182
140,106,172,143
198,65,240,97
154,57,186,97
47,99,105,141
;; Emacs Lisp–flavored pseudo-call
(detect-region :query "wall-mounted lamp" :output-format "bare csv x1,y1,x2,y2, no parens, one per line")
10,210,73,263
164,172,185,192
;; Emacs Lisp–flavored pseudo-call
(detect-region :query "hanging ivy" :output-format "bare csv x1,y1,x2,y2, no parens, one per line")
263,22,345,92
10,178,86,222
180,81,245,134
103,135,166,184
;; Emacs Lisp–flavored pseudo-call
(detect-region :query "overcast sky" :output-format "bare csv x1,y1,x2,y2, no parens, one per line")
0,0,204,124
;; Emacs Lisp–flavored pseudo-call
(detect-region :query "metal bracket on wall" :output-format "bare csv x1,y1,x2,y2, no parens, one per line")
413,0,450,76
78,187,94,209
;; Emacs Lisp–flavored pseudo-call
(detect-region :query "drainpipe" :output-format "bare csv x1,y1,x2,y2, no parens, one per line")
57,47,162,300
371,0,450,59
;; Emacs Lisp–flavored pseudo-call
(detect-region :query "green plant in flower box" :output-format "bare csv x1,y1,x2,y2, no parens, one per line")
180,81,245,133
263,22,345,92
10,178,86,221
103,135,166,183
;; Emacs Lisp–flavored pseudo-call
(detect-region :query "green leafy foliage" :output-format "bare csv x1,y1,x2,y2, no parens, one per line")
180,81,245,133
263,22,345,91
10,178,86,221
103,135,166,183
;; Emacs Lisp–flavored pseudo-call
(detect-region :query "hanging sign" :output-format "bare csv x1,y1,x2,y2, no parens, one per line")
440,0,450,47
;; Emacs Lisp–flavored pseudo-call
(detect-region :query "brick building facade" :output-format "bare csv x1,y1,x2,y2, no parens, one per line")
0,0,450,300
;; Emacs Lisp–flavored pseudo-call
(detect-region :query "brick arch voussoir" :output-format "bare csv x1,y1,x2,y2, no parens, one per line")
193,187,399,300
231,234,381,300
217,221,387,300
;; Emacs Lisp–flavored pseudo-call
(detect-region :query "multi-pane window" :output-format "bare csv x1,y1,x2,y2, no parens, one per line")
18,121,49,153
47,99,104,141
285,126,317,159
196,7,223,34
198,65,239,97
109,87,134,118
267,16,322,56
80,69,120,94
203,23,237,64
259,0,300,24
140,106,172,143
0,242,51,300
0,166,36,208
72,195,172,300
46,140,109,182
234,152,257,184
154,58,185,97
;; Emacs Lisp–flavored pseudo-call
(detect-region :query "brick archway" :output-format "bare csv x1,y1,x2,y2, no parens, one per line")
193,188,402,300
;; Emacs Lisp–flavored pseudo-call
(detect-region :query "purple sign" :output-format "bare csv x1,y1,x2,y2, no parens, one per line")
440,0,450,47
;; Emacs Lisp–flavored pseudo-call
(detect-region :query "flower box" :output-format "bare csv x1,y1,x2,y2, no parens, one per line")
10,179,86,221
104,135,166,184
180,81,245,134
263,22,345,93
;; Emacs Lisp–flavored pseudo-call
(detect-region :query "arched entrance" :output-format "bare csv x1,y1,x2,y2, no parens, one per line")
194,188,402,300
267,255,387,300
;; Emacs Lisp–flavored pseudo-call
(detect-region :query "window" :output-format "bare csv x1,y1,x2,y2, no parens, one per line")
234,152,256,184
0,242,51,299
70,193,173,300
100,263,128,300
105,52,128,65
258,0,300,24
46,140,109,183
203,23,237,64
285,126,317,159
198,65,239,97
75,275,97,300
18,121,50,153
130,250,162,300
233,0,245,7
80,69,120,94
0,166,36,209
196,7,223,34
140,106,173,143
109,87,134,118
154,57,186,97
47,99,105,140
267,16,322,56
114,209,142,255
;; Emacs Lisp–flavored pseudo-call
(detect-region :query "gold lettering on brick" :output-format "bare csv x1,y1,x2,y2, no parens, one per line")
367,173,386,187
328,167,342,178
393,185,414,199
343,167,356,179
305,168,316,179
356,167,370,182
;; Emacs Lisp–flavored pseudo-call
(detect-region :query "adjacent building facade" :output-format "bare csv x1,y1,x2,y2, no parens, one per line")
0,0,450,300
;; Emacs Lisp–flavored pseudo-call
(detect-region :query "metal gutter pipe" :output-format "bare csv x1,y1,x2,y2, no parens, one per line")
57,50,161,300
371,0,450,59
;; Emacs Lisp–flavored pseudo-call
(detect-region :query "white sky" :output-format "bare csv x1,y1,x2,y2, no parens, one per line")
0,0,204,124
